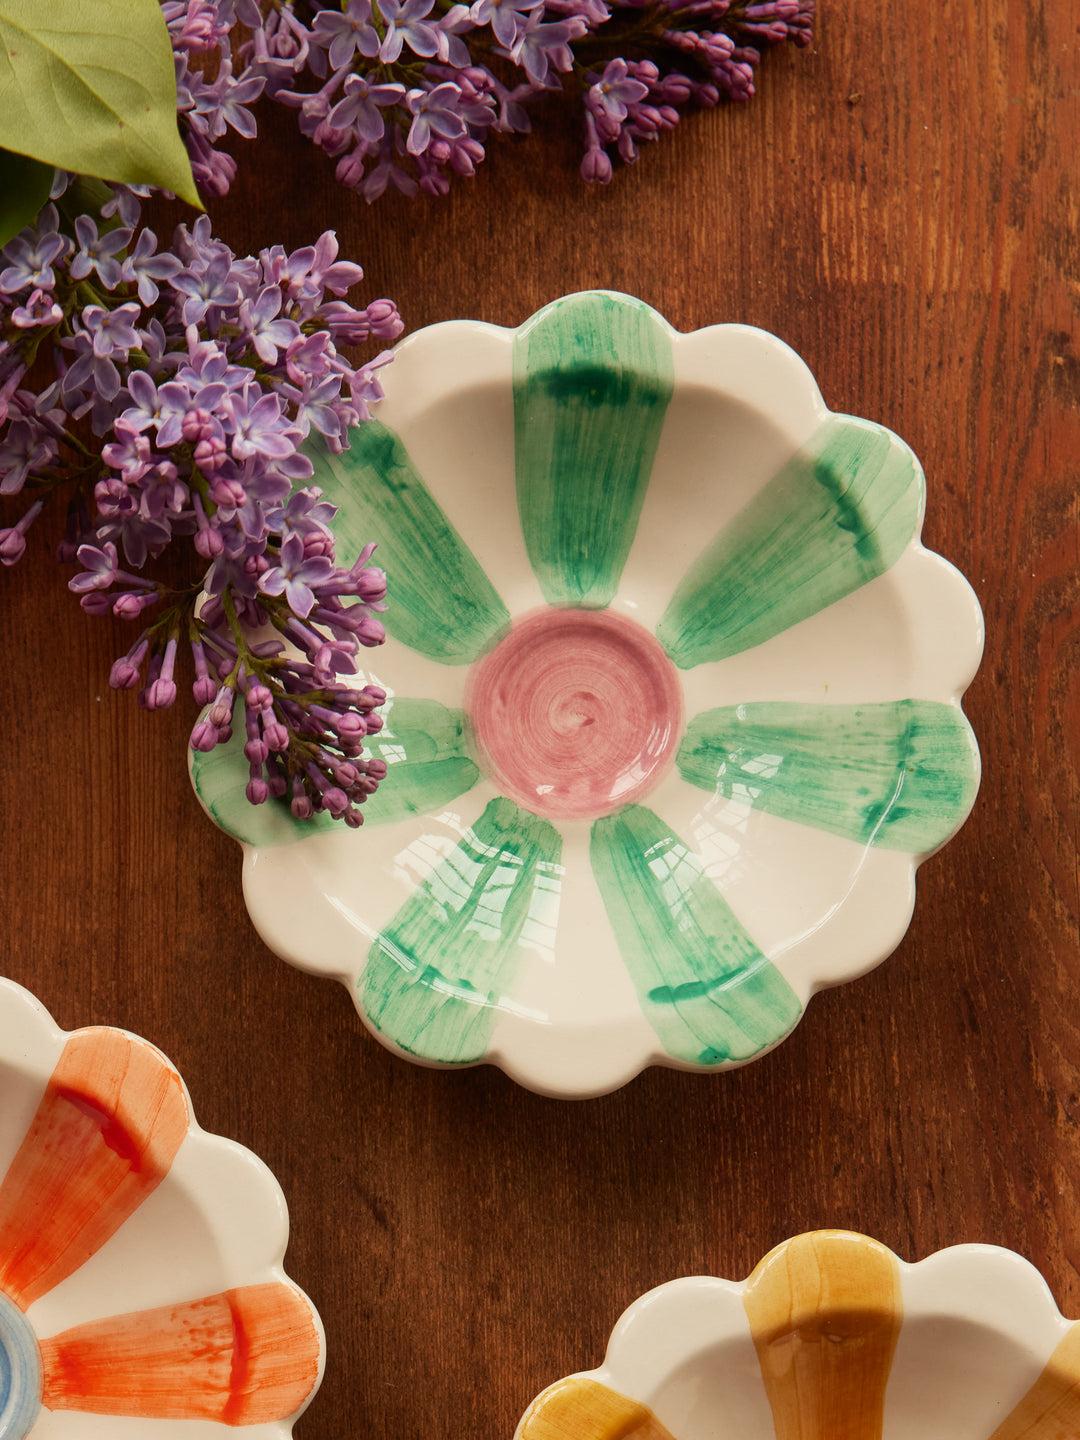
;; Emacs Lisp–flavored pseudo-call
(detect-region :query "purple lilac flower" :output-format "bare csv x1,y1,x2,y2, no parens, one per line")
0,209,69,293
311,0,381,66
470,0,545,49
258,530,335,617
406,83,468,154
69,217,132,289
329,75,407,144
1,174,396,827
378,0,442,62
240,286,302,364
510,11,588,85
11,289,63,328
121,227,184,305
589,58,649,123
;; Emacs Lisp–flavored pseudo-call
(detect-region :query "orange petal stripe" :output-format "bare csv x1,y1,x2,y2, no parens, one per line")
742,1231,903,1440
516,1376,678,1440
0,1027,188,1310
38,1282,321,1424
988,1321,1080,1439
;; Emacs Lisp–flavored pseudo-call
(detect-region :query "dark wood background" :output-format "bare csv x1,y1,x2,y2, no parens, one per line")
3,2,1079,1434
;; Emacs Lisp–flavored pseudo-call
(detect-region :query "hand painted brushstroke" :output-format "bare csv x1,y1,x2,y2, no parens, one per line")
743,1232,903,1440
677,699,980,854
190,697,480,846
362,697,481,824
189,718,337,847
0,1029,188,1311
589,805,801,1065
307,426,510,664
0,1291,40,1440
987,1321,1080,1439
516,1376,678,1440
38,1282,320,1424
656,415,924,668
513,292,674,608
360,797,562,1064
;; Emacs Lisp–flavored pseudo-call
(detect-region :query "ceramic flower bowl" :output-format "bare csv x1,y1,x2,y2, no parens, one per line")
515,1230,1080,1440
0,978,323,1438
191,290,983,1099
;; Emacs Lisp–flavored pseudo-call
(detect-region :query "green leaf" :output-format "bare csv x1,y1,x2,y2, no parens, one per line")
0,0,201,208
0,148,54,248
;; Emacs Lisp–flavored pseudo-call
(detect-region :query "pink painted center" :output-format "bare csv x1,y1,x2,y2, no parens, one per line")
467,607,684,821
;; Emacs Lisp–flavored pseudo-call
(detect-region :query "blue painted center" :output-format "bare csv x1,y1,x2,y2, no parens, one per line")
0,1291,40,1440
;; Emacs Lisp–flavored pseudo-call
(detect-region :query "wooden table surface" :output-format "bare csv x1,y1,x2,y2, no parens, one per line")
3,3,1079,1435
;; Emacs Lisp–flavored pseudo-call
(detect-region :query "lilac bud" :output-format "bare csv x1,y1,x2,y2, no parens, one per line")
210,475,246,507
209,695,233,728
365,757,388,781
360,684,387,707
343,809,364,828
355,614,385,647
291,794,314,819
190,719,221,752
245,738,269,763
335,148,368,188
80,592,114,615
268,772,288,798
194,524,225,559
245,683,273,710
0,528,27,565
321,786,349,817
352,565,387,602
182,407,214,443
194,435,227,472
246,777,271,804
364,300,403,338
581,146,613,184
113,591,158,620
263,719,290,751
141,676,178,709
110,657,143,688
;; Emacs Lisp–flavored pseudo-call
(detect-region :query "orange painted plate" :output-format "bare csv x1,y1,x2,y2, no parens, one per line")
0,978,324,1439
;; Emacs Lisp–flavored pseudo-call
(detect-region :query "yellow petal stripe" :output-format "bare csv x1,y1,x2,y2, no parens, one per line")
742,1231,903,1440
516,1377,678,1440
989,1321,1080,1439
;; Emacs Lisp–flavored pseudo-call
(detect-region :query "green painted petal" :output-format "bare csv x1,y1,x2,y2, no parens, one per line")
657,415,924,668
677,699,979,854
513,292,674,607
306,427,509,664
590,805,801,1066
190,697,479,846
364,698,480,826
189,723,337,847
360,797,563,1065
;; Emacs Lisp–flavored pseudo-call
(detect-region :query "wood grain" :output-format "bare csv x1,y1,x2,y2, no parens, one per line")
2,3,1079,1436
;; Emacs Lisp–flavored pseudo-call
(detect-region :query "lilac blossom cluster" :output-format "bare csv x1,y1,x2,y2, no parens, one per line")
167,0,813,197
0,176,402,826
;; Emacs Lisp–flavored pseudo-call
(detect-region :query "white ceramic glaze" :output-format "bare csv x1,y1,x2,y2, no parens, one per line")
0,978,324,1438
514,1231,1080,1440
191,290,984,1099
